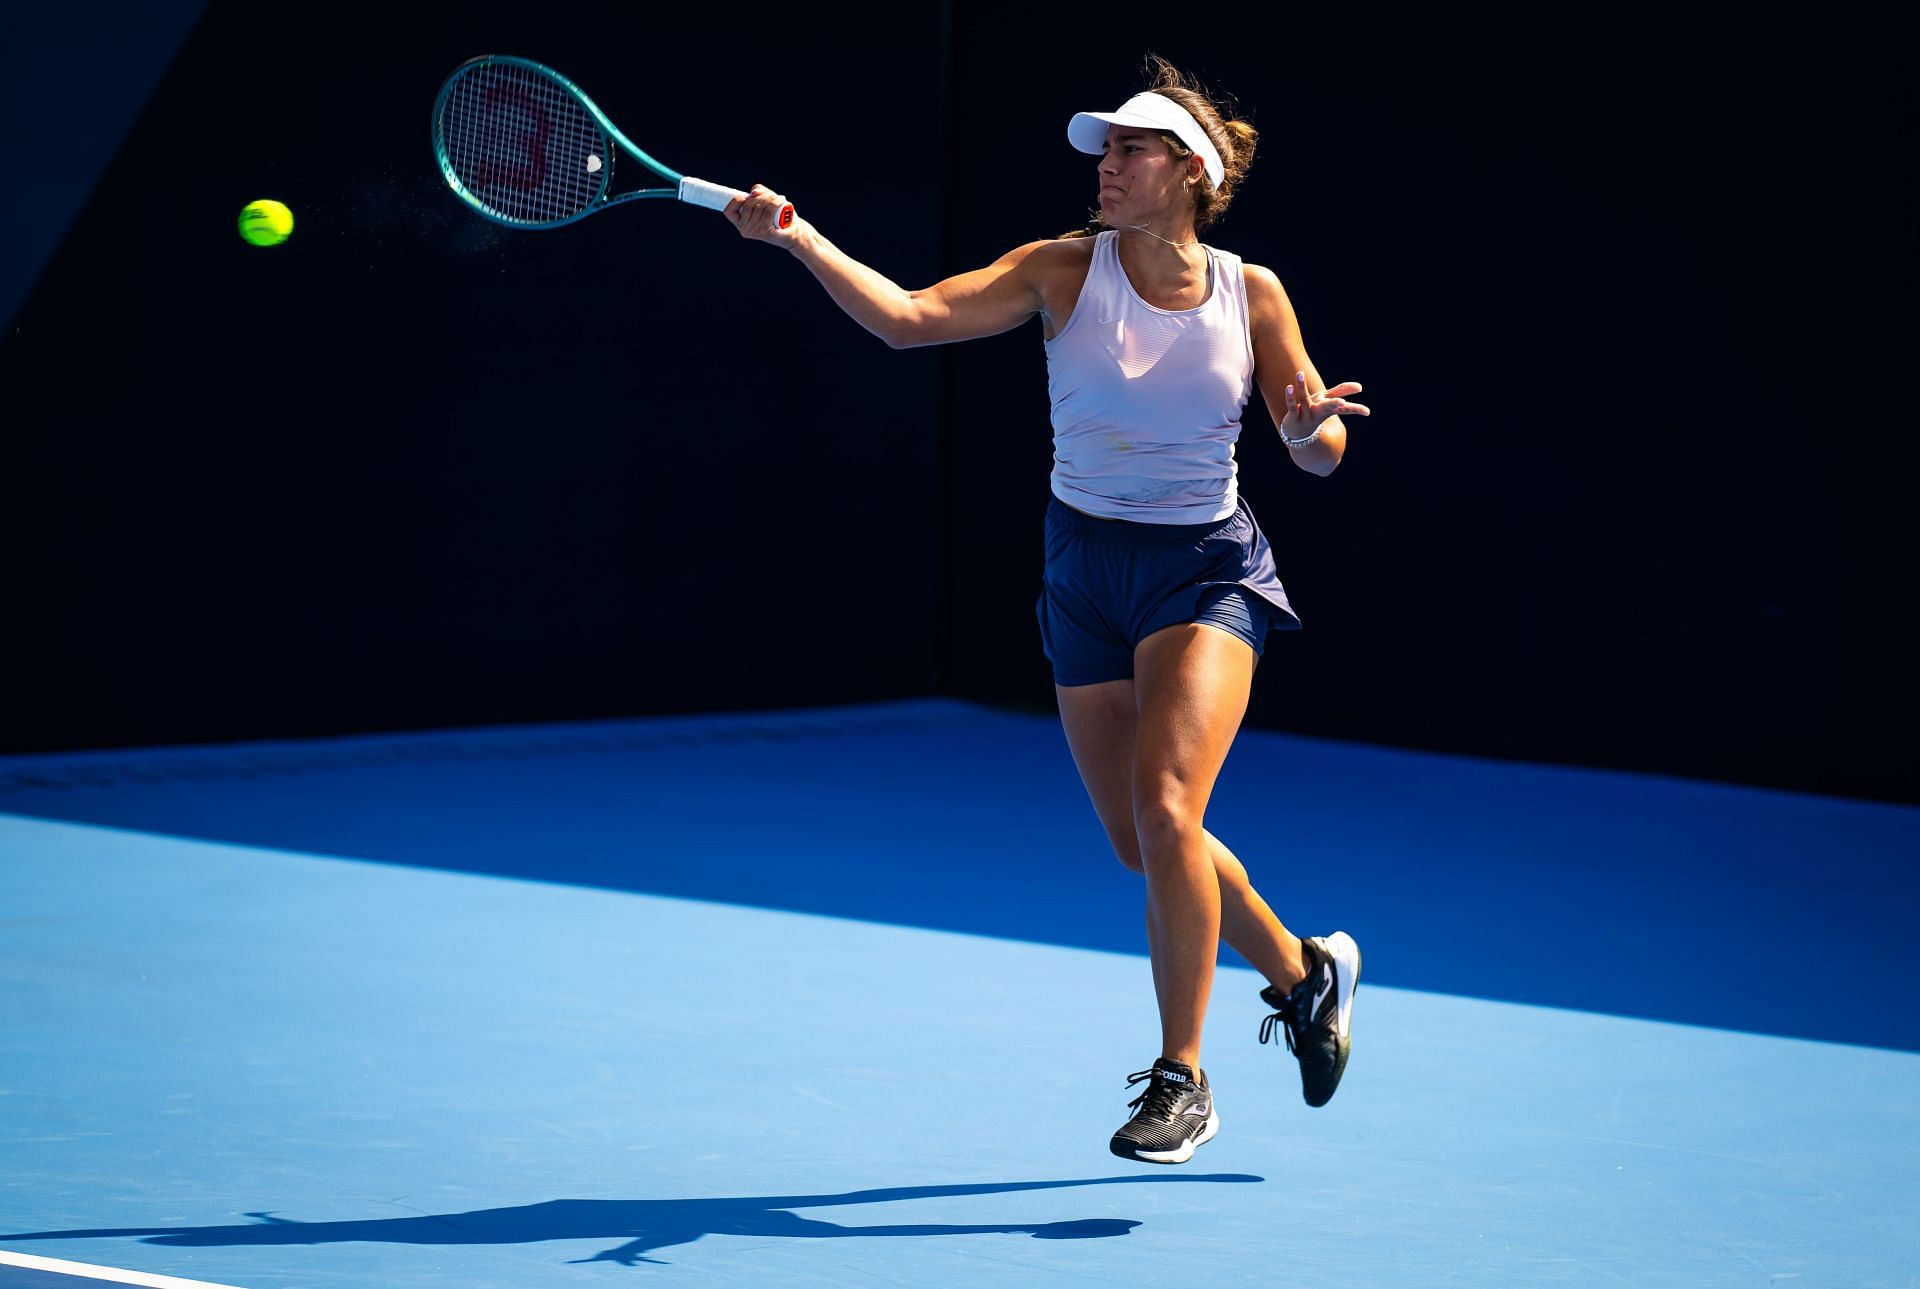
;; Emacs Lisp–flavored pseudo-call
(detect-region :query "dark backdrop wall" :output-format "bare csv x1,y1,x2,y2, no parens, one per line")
940,7,1916,804
4,4,1912,804
3,2,945,749
0,2,206,331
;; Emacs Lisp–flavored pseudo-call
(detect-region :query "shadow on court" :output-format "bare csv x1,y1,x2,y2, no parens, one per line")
0,1175,1263,1267
7,700,1916,1050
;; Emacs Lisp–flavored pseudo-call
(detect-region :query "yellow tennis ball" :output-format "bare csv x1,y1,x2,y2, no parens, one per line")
238,199,293,247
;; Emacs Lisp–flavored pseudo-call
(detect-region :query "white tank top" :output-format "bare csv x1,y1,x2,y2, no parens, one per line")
1043,229,1255,524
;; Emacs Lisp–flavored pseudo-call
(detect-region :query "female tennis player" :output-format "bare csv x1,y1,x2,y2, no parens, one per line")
725,55,1366,1165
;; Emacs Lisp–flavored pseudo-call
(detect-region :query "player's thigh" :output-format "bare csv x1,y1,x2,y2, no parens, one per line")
1055,678,1143,872
1131,622,1256,840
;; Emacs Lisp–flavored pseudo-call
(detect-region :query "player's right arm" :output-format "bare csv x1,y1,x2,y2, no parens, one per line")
726,185,1048,349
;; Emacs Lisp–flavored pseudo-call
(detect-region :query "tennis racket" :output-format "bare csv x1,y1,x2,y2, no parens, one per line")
431,55,793,231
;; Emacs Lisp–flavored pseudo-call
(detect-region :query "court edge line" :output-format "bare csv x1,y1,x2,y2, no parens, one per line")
0,1249,246,1289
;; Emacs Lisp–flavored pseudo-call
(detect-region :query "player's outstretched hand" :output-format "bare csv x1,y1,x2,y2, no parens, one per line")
724,184,801,245
1283,372,1369,435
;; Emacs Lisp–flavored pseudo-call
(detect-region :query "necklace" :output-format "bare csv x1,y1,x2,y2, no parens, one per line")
1119,222,1199,249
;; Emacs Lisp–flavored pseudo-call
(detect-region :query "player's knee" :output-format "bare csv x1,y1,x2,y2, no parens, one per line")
1134,799,1200,850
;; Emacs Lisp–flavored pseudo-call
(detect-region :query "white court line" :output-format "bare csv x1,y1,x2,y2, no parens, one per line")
0,1250,245,1289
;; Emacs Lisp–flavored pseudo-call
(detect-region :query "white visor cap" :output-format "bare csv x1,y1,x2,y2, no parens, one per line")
1067,92,1225,190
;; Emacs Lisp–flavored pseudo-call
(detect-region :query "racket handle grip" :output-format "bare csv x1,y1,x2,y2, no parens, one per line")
678,176,795,229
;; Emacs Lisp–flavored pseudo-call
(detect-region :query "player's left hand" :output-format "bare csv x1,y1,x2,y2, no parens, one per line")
1283,372,1369,435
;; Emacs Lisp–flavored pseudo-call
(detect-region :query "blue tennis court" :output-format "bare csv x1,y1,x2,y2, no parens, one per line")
3,698,1915,1286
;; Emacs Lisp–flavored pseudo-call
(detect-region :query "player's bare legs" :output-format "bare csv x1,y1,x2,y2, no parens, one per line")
1054,664,1307,1007
1127,621,1260,1067
1058,626,1362,1139
1202,832,1308,991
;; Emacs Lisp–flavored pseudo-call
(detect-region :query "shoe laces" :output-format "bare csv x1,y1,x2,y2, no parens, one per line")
1124,1068,1186,1120
1259,994,1301,1055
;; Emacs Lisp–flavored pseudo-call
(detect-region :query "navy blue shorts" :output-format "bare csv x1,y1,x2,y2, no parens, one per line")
1035,493,1303,687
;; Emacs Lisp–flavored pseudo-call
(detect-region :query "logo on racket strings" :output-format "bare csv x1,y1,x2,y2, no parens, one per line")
475,83,552,193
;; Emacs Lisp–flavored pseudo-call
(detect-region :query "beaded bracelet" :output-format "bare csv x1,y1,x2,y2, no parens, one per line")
1281,425,1323,450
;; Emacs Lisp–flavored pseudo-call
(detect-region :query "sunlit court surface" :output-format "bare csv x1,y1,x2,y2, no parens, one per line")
2,699,1916,1286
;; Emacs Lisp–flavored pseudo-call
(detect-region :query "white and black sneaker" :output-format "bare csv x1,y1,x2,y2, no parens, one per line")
1109,1058,1219,1165
1259,931,1361,1107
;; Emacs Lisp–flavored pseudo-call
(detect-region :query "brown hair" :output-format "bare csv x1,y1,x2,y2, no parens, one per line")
1058,53,1257,240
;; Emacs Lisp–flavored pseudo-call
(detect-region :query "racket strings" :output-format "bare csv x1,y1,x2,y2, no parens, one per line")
438,60,610,225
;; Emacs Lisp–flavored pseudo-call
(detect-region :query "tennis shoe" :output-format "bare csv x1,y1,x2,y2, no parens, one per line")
1260,931,1361,1107
1109,1058,1218,1164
